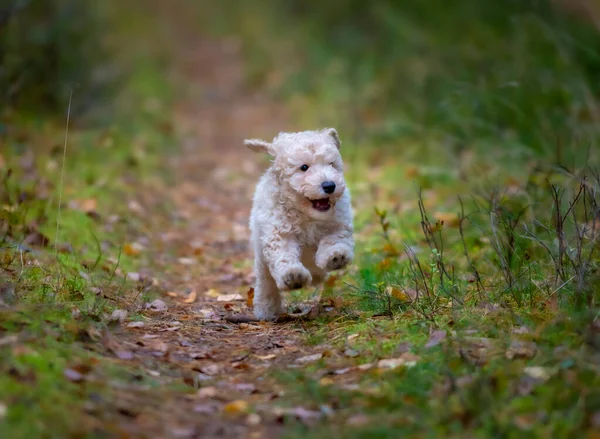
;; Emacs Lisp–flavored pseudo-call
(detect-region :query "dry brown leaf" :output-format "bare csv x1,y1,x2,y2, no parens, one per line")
184,290,197,303
109,309,128,323
433,212,460,228
79,198,97,213
343,348,359,358
246,287,254,308
377,353,420,370
425,330,447,348
254,354,276,361
145,299,168,312
197,386,218,398
199,363,221,375
506,340,537,360
64,368,85,382
296,353,323,364
115,350,134,360
346,414,370,427
245,413,261,426
217,293,243,302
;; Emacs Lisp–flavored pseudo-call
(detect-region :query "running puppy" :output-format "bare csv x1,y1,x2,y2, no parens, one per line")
245,128,354,321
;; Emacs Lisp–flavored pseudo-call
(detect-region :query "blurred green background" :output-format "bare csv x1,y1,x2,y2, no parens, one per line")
2,0,600,164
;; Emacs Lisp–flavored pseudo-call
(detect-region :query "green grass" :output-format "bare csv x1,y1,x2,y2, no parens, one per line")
0,4,178,437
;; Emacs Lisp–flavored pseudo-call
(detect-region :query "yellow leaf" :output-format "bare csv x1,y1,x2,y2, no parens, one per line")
385,286,411,302
123,243,141,257
223,400,249,415
205,288,220,298
319,377,334,386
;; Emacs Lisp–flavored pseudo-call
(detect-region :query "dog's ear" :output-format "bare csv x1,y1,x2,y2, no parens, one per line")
323,128,341,149
244,138,275,155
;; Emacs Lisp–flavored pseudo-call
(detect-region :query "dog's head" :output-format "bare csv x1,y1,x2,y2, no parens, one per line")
245,128,346,219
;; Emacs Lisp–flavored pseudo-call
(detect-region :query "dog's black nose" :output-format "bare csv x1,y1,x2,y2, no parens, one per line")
321,181,336,194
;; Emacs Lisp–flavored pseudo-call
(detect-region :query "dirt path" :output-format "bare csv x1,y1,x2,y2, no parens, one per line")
103,12,337,439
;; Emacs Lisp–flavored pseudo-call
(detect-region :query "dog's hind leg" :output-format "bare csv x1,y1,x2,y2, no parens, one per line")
253,257,282,321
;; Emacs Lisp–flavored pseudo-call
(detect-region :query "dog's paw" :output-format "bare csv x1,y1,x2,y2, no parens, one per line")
277,265,312,291
317,245,353,271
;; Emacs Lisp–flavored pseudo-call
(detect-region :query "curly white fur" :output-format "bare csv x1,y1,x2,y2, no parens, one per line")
245,128,354,321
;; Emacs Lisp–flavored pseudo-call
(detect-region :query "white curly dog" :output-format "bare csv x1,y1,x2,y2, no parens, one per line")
245,128,354,321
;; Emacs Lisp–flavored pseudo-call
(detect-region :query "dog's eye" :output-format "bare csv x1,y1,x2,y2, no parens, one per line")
300,164,309,172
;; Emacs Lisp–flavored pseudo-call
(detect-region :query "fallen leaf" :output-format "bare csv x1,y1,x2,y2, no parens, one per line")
512,326,531,335
109,309,128,323
217,293,243,302
123,243,142,257
425,330,447,348
273,407,322,425
24,230,49,247
146,299,168,312
199,363,221,376
205,289,220,298
356,363,374,371
246,287,254,308
343,348,359,358
197,386,218,398
127,321,145,328
184,290,197,303
296,353,323,364
188,352,209,359
319,377,334,386
223,400,249,415
385,285,411,302
233,383,256,393
346,414,369,427
347,333,359,342
524,366,553,381
254,354,276,361
197,308,217,319
193,401,221,414
178,257,196,265
334,367,353,375
79,198,97,213
377,353,420,370
64,368,84,382
433,212,460,228
126,272,141,282
246,413,261,426
150,340,169,354
506,340,537,360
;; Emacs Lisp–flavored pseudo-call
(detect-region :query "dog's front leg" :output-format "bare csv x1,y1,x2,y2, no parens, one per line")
263,235,312,291
316,229,354,272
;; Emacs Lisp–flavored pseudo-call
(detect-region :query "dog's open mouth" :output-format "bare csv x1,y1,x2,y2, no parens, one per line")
310,198,331,212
